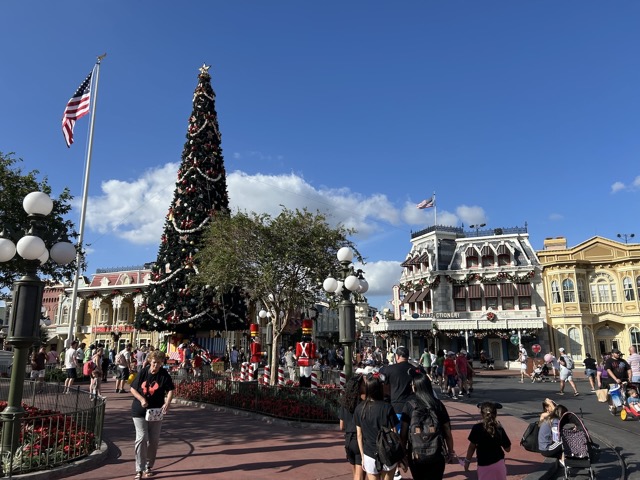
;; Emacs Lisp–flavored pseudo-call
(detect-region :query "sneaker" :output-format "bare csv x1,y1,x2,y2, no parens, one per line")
557,392,564,395
394,472,403,480
591,389,596,392
115,389,120,393
574,392,579,396
519,380,524,383
120,389,127,393
452,395,459,400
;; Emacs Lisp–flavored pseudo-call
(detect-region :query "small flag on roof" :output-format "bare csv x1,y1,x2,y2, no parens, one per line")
416,196,435,209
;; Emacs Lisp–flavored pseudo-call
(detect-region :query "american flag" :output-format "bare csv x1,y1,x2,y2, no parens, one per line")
416,196,435,209
62,70,93,147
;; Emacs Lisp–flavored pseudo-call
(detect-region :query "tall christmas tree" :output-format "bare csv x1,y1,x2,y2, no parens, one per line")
135,64,248,333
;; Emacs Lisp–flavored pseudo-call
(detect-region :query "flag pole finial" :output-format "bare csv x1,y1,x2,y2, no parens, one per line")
97,53,107,64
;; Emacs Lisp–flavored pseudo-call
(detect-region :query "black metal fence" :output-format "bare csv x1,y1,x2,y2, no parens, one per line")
0,380,105,478
173,372,341,423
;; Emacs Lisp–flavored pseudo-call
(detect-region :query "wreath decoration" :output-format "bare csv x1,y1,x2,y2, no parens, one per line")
486,311,496,321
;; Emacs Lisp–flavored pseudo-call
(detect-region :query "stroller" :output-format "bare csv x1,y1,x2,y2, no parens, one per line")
531,362,549,383
559,411,598,479
479,351,494,370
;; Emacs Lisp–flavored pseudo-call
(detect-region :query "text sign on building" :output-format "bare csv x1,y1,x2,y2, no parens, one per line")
93,326,134,333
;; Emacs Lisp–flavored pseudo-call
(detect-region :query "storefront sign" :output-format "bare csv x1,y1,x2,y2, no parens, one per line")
434,312,461,319
93,326,135,333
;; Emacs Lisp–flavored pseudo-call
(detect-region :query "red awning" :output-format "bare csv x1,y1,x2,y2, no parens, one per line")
517,283,532,296
468,284,482,298
453,286,467,298
484,284,498,297
500,283,515,296
404,291,421,303
416,289,430,302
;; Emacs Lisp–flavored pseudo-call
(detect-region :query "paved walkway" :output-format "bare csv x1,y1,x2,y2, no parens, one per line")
41,369,552,480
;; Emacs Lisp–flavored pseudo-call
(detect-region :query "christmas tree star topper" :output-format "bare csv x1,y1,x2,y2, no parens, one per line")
199,63,211,74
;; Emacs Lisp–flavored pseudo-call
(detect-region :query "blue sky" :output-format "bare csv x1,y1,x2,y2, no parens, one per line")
1,2,639,311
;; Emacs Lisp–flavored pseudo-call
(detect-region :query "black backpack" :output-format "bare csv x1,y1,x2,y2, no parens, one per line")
520,421,540,453
408,400,446,463
376,426,405,469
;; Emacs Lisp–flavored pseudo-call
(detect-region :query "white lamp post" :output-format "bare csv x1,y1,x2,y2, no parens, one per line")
0,192,75,453
323,247,368,379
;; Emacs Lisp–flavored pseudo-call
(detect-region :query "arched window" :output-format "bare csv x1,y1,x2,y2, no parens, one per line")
582,327,594,357
577,279,586,303
623,277,635,301
100,307,109,324
551,281,561,303
482,255,494,267
568,327,582,361
62,307,69,323
555,327,565,350
498,254,510,266
637,276,640,301
590,277,618,303
631,327,640,351
119,304,130,323
562,279,575,303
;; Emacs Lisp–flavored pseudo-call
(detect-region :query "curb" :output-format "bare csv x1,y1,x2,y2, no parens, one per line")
8,440,108,480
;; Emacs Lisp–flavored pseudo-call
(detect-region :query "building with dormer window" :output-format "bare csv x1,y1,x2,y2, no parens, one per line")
371,225,549,367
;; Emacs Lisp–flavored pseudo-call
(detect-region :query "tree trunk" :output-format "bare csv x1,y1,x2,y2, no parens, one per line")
270,331,281,386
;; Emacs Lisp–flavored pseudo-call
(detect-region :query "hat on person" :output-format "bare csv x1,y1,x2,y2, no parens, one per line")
395,346,409,358
611,348,622,355
559,347,565,352
447,351,455,356
460,349,467,355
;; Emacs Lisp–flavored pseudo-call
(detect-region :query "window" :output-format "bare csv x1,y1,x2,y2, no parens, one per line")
466,256,479,268
502,297,514,310
577,279,586,303
562,279,575,303
454,299,466,311
637,276,640,301
119,305,130,323
551,281,561,303
518,296,531,309
100,307,109,324
62,307,69,323
568,327,582,361
498,254,510,266
482,255,494,267
583,327,594,356
590,275,618,303
631,327,640,352
486,297,498,310
623,277,635,301
470,298,482,311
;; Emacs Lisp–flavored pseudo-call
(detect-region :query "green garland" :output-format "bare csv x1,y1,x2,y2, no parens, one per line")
399,275,441,294
445,270,535,285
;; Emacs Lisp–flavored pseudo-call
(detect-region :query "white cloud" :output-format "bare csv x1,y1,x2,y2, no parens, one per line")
455,205,487,226
611,181,626,193
633,176,640,188
549,213,563,221
354,260,402,309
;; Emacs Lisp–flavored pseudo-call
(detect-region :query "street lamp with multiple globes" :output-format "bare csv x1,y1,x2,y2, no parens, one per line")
323,247,368,379
0,192,76,453
469,223,487,236
617,233,635,244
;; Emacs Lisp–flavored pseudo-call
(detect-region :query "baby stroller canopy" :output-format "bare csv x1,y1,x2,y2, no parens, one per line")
558,411,598,479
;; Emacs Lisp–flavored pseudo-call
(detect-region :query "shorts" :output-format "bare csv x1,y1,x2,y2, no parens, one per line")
362,453,396,474
66,368,77,379
585,369,596,379
30,369,45,379
520,363,527,371
344,432,362,465
560,371,573,382
117,367,130,380
447,374,457,387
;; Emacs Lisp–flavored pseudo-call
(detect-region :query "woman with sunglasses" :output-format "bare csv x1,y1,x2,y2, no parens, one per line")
340,374,366,480
355,373,405,479
400,367,454,480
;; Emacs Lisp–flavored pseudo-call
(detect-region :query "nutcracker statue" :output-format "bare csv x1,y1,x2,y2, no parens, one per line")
295,319,316,388
249,323,262,380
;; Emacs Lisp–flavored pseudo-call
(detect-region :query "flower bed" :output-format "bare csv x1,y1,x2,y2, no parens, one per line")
174,377,340,423
0,401,96,474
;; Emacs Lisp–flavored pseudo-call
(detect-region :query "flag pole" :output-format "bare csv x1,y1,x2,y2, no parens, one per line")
433,191,438,272
66,54,106,347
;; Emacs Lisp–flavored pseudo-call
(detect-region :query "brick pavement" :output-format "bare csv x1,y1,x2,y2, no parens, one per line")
35,369,552,480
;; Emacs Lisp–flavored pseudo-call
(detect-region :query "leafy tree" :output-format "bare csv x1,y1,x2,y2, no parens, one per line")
135,65,247,333
195,207,360,384
0,152,80,289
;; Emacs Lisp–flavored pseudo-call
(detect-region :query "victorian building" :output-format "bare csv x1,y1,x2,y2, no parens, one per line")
371,225,548,366
537,236,640,362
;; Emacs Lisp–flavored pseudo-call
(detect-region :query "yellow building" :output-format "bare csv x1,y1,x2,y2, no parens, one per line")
538,236,640,362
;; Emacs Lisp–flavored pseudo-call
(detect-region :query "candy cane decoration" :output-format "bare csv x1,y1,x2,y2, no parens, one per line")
340,370,346,389
247,363,254,381
311,371,318,395
278,367,285,386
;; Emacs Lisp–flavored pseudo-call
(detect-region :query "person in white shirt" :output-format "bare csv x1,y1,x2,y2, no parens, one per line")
628,346,640,382
63,340,79,394
518,344,531,382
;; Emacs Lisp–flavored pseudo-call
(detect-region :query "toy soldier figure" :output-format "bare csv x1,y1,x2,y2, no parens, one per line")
295,319,316,388
249,324,262,380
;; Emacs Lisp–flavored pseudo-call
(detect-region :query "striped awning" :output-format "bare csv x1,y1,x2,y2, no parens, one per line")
465,246,477,257
484,284,498,297
517,283,532,296
468,284,482,298
416,289,430,302
404,291,421,303
481,245,493,256
500,283,515,296
497,244,509,255
453,286,467,298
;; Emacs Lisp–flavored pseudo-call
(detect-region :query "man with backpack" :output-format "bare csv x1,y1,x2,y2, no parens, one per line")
115,344,133,393
557,348,579,396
